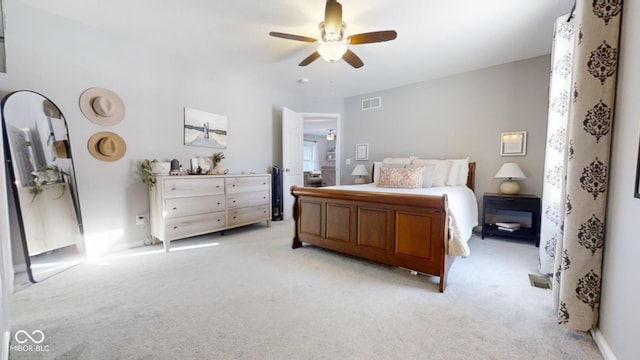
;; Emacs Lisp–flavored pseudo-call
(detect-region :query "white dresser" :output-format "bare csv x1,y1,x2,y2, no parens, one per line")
149,174,271,251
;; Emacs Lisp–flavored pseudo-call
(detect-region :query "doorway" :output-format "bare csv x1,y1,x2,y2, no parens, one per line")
302,113,339,188
281,108,341,220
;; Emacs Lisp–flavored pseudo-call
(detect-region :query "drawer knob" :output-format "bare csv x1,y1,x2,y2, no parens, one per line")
170,186,176,191
217,202,221,205
173,207,177,210
173,226,178,229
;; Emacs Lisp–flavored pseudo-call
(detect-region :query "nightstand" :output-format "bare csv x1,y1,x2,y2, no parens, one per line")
482,193,541,247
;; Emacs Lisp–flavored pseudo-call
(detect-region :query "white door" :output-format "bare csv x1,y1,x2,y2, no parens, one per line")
282,107,304,220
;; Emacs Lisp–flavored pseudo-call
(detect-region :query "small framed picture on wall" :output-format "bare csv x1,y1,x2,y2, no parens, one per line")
500,131,527,156
355,143,368,161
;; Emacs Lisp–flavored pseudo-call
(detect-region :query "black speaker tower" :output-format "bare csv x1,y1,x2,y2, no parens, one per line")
271,166,283,221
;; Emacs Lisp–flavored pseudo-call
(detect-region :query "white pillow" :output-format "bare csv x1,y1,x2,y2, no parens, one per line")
373,162,382,183
446,158,470,186
382,157,412,165
411,159,452,187
408,164,436,187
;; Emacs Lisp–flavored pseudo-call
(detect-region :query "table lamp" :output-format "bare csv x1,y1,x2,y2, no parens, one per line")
494,163,526,194
352,164,369,184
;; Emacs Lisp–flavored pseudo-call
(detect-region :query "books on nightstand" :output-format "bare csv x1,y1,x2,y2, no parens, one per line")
496,222,520,232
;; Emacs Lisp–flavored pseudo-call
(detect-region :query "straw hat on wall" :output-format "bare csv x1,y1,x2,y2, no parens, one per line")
79,87,125,126
87,132,126,162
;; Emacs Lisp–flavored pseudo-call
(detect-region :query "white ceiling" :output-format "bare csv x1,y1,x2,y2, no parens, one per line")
22,0,573,99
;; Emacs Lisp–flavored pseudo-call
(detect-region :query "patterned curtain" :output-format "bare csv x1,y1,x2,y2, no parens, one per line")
539,15,575,275
540,1,622,331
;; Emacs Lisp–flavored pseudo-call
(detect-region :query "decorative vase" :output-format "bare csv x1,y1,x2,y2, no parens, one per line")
151,161,170,175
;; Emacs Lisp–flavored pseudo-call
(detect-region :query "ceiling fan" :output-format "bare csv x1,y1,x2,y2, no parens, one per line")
269,0,397,68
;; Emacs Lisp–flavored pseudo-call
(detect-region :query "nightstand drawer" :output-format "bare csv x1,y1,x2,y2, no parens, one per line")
484,196,539,211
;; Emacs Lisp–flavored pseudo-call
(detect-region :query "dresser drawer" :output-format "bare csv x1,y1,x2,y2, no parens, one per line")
227,205,270,226
225,176,270,194
227,191,269,209
165,195,225,218
164,211,226,240
163,177,224,198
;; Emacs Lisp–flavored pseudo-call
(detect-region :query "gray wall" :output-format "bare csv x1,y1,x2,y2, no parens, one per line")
0,1,295,254
342,56,551,203
599,3,640,360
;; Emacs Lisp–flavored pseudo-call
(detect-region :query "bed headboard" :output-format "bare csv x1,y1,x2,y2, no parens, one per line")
370,161,476,192
467,162,476,192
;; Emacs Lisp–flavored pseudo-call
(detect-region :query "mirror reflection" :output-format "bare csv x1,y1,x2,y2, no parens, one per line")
1,90,85,283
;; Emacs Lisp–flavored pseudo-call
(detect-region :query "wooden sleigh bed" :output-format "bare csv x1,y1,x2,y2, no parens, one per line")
291,162,476,292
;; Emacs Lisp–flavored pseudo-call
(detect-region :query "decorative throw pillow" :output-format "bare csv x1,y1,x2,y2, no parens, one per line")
376,166,423,188
373,162,406,183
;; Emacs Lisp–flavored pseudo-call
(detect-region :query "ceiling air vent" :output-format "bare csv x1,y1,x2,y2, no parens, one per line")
362,97,381,110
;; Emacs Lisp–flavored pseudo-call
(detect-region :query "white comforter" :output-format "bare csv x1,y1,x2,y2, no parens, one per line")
326,184,479,257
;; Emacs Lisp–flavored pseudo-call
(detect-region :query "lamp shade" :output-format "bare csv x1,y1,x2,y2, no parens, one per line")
351,164,369,176
318,41,347,62
494,163,526,180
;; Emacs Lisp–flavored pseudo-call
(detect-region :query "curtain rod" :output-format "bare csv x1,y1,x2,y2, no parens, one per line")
567,1,576,22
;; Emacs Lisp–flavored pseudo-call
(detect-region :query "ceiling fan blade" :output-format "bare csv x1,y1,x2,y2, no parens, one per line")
324,0,343,34
347,30,397,45
342,49,364,68
269,32,317,43
299,51,321,66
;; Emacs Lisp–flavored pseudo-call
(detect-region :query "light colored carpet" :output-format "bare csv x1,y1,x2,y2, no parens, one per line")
8,220,601,359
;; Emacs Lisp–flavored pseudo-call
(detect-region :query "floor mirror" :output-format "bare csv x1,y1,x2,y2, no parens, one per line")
1,90,85,283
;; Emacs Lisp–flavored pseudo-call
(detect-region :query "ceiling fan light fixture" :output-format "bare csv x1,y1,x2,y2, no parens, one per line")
268,0,397,69
319,21,345,42
326,129,336,141
318,41,347,62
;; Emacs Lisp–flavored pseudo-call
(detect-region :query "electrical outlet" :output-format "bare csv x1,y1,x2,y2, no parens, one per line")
136,215,145,225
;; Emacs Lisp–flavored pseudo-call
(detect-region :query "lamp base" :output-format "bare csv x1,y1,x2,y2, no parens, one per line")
499,180,520,195
354,177,366,184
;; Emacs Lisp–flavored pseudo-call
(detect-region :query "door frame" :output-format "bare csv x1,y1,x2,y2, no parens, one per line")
301,112,341,185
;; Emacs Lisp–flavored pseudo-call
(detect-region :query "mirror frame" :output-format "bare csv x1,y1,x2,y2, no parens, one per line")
1,90,85,283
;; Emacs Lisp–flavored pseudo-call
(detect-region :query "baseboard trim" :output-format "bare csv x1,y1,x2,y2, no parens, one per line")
591,327,617,360
1,330,10,360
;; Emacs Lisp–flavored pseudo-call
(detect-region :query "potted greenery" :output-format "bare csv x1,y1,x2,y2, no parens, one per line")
29,165,69,199
139,159,158,189
212,152,225,174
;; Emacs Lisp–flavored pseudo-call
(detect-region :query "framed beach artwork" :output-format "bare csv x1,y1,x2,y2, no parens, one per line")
183,107,228,149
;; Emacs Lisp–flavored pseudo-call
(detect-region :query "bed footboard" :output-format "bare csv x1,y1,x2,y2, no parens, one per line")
291,186,454,292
